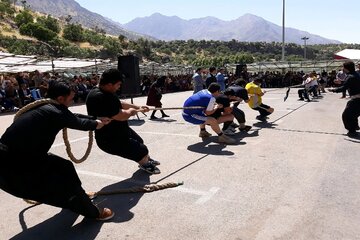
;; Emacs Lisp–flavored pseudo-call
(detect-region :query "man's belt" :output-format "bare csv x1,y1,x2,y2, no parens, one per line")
0,142,8,152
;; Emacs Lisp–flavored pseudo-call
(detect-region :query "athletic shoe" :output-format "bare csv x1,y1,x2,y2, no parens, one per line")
97,208,115,221
223,129,235,135
347,131,359,138
256,115,267,121
199,130,212,138
139,162,161,174
218,134,236,144
149,158,160,166
239,125,252,132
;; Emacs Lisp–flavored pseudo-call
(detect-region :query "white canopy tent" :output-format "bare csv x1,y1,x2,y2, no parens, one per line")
0,52,110,73
334,49,360,60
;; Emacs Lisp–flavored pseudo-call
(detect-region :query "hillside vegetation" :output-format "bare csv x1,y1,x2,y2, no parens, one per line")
1,0,360,67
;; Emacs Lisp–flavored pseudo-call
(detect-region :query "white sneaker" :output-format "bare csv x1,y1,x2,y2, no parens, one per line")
223,129,235,135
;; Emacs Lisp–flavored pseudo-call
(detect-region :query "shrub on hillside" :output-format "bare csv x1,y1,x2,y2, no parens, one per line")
37,15,60,33
19,22,57,42
14,10,33,27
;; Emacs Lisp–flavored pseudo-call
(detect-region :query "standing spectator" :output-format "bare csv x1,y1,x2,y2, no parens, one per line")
146,76,169,120
192,67,204,94
216,68,227,92
335,69,347,98
205,66,217,88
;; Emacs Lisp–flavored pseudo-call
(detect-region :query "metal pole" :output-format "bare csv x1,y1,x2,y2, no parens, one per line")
281,0,285,61
301,37,309,60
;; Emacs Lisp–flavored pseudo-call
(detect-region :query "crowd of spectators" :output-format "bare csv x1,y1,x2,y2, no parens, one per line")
0,68,345,114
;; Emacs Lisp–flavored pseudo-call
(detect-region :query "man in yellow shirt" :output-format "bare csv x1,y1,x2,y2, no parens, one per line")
245,78,274,121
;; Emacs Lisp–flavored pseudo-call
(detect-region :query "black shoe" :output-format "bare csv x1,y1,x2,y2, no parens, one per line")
149,158,160,166
256,115,267,121
139,162,161,174
298,98,304,101
161,114,169,118
239,125,252,132
347,131,359,138
150,116,158,120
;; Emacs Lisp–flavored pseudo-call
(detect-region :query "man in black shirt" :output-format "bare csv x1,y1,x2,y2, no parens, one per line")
205,66,217,88
86,69,161,174
330,61,360,137
224,79,252,132
0,80,114,221
208,91,235,136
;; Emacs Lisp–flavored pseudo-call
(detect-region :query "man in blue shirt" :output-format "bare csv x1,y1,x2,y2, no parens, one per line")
182,83,236,144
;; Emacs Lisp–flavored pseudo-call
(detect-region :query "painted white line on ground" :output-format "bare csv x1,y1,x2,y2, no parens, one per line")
77,169,127,182
195,187,220,204
138,131,198,137
77,169,218,204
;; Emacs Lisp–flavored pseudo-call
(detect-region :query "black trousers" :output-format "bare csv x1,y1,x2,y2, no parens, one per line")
232,107,246,124
253,103,272,117
0,151,99,218
342,98,360,132
97,127,149,162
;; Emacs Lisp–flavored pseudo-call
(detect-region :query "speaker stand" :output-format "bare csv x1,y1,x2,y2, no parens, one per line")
130,96,147,120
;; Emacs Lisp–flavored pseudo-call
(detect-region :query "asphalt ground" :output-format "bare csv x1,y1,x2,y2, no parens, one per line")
0,88,359,240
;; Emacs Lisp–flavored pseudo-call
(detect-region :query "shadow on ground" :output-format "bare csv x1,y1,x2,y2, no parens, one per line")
10,170,149,240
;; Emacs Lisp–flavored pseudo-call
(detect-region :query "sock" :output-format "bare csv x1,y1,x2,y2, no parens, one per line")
239,123,246,128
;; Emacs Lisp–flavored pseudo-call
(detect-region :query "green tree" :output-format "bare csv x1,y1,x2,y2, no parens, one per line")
14,9,33,27
37,15,60,33
63,23,84,42
0,0,15,18
19,22,57,42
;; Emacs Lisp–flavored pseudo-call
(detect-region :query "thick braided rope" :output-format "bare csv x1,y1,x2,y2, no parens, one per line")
62,128,93,163
88,182,184,198
14,98,93,163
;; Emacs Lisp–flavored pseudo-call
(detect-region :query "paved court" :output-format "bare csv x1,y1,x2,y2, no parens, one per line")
0,89,359,240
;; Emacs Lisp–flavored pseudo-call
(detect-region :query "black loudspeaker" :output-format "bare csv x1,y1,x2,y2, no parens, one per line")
235,64,247,77
117,55,141,96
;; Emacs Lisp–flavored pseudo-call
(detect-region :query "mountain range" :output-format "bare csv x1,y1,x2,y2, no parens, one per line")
21,0,153,40
22,0,340,45
124,13,340,45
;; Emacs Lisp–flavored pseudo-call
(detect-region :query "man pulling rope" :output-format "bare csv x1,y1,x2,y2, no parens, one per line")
0,80,115,221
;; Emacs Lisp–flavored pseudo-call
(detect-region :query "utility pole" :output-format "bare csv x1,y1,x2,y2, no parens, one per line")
301,36,309,60
281,0,285,61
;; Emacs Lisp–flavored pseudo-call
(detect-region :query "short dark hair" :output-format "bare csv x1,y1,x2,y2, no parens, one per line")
223,88,235,96
99,68,124,85
234,78,246,87
209,66,216,72
343,61,355,72
208,82,221,93
47,80,74,99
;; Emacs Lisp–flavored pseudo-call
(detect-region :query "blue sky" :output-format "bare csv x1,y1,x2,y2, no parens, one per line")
74,0,360,44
